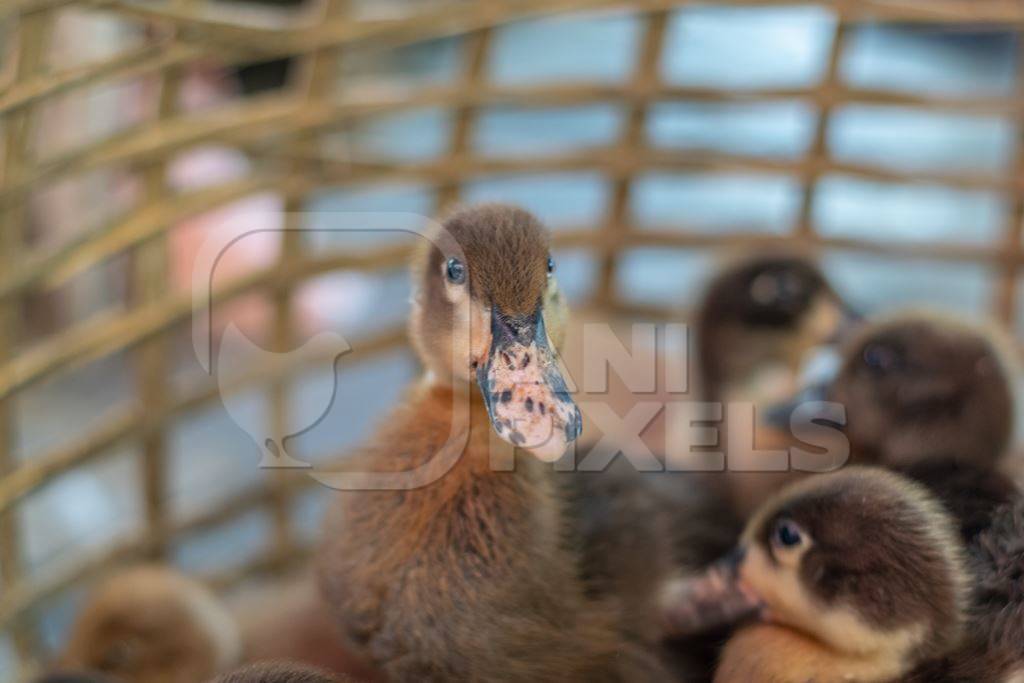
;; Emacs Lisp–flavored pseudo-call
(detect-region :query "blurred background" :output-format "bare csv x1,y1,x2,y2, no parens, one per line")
2,0,1024,678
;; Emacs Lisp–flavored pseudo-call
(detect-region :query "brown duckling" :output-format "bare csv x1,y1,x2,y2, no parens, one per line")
663,467,970,682
828,311,1015,472
317,204,672,681
760,311,1019,528
697,252,855,408
58,567,376,683
58,565,241,683
816,312,1018,542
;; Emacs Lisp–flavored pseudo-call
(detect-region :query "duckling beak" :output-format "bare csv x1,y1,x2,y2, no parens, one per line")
763,343,843,430
825,299,863,346
476,303,582,462
659,546,765,639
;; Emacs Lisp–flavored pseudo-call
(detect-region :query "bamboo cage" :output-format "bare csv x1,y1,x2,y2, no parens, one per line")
2,0,1024,677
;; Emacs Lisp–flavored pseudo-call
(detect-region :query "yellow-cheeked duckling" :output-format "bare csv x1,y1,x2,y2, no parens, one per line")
664,467,970,682
317,204,673,681
663,467,1024,682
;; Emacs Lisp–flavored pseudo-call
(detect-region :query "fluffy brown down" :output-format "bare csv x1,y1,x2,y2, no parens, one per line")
317,205,674,681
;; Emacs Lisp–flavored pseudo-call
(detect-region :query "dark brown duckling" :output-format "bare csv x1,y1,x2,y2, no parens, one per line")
697,252,855,408
663,467,970,682
762,311,1019,531
877,494,1024,682
822,312,1018,542
829,311,1015,472
317,204,674,682
695,253,856,522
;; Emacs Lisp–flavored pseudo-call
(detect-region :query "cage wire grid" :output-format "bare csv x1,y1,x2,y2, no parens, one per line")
2,0,1024,675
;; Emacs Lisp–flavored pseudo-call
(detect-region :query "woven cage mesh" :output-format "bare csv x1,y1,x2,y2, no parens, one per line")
2,0,1024,675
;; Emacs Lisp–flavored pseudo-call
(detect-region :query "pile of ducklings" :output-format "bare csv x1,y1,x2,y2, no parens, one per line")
42,205,1024,683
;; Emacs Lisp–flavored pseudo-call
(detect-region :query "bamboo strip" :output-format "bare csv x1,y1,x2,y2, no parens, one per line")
6,79,1024,210
436,25,492,213
0,94,306,204
596,9,668,308
993,41,1024,325
132,6,187,561
1,9,52,668
263,0,347,574
794,6,847,240
73,0,1024,60
0,41,204,116
277,147,1024,194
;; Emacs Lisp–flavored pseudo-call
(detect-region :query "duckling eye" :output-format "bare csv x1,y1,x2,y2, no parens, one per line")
772,519,805,549
446,258,467,285
547,256,556,276
863,343,901,374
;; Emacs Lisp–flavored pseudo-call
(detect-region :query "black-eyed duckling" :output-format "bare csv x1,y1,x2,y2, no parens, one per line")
58,566,241,683
662,467,970,682
695,253,856,522
211,662,348,683
758,311,1019,532
697,252,854,408
828,311,1014,472
317,204,673,681
821,312,1019,541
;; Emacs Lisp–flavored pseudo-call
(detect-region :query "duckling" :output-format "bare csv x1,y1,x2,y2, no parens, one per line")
317,204,673,682
692,253,856,522
57,567,376,683
807,312,1019,542
58,565,242,683
828,311,1015,472
662,467,971,682
757,311,1019,529
212,662,346,683
884,497,1024,683
697,252,855,408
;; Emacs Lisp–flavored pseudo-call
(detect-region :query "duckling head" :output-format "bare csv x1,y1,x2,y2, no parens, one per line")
697,253,856,404
410,203,579,462
663,468,968,677
829,312,1014,468
58,566,241,683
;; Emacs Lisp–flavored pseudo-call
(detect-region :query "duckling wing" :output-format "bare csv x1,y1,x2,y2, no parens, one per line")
970,497,1024,661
